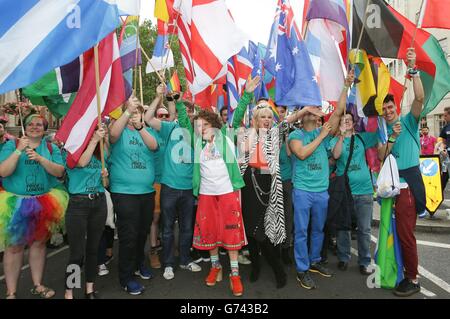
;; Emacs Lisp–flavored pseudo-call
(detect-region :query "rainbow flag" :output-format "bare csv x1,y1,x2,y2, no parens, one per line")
267,99,279,123
167,71,181,93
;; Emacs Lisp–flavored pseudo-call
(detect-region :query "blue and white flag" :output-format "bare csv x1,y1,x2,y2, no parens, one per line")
264,0,322,107
117,0,141,16
0,0,120,94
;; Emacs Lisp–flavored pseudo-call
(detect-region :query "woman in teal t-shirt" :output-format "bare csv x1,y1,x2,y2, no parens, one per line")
0,113,68,299
108,97,158,295
63,125,109,299
330,113,377,276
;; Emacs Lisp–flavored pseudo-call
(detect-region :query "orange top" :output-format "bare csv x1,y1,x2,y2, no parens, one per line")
249,143,269,169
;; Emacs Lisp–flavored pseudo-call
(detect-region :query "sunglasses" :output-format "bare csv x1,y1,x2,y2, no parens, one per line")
157,114,169,119
256,103,269,110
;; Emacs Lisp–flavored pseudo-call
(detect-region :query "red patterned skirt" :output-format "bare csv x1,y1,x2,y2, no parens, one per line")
193,191,247,251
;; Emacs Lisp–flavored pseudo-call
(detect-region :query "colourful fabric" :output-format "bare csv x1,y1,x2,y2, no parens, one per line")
329,133,378,195
0,185,68,246
193,191,247,250
289,128,331,192
0,139,63,196
108,127,158,194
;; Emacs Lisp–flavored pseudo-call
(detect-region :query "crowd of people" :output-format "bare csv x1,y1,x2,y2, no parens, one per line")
0,48,434,299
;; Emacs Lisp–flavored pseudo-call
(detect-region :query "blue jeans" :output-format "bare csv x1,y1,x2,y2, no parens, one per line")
293,189,329,272
337,194,373,267
160,184,195,267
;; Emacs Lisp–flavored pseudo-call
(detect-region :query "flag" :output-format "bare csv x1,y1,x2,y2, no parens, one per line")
419,0,450,29
155,0,175,22
389,77,405,115
226,47,253,113
349,49,376,116
28,94,77,119
146,20,174,73
167,71,181,92
55,33,125,168
248,41,271,102
265,0,322,107
119,16,141,100
352,0,404,59
388,5,450,115
375,198,404,289
174,0,248,95
0,0,120,94
305,0,349,102
117,0,141,16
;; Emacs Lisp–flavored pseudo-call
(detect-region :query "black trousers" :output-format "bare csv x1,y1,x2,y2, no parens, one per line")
111,192,155,286
65,194,107,289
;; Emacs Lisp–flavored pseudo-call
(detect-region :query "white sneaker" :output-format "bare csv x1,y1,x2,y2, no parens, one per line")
180,262,202,272
238,254,251,265
98,264,109,276
163,266,175,280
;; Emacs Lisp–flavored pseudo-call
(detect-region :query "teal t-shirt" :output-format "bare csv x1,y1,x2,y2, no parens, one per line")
65,152,107,194
289,128,331,192
159,121,193,190
108,127,158,194
385,112,420,170
154,131,165,184
0,139,63,195
279,141,292,182
330,133,378,195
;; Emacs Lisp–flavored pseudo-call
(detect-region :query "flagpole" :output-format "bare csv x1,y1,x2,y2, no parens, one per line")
139,65,144,105
133,16,141,97
355,0,372,56
140,45,166,83
162,4,182,81
14,89,26,137
94,44,108,187
399,0,425,112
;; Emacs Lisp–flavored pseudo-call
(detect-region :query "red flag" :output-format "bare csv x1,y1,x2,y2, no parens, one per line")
389,77,405,115
420,0,450,29
56,33,125,168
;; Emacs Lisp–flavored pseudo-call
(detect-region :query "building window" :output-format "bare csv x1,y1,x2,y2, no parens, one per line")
435,114,446,133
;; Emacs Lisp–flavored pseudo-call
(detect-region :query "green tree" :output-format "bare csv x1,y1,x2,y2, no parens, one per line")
134,19,187,105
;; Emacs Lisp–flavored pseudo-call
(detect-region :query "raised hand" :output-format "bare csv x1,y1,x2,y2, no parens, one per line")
16,136,29,151
245,75,261,93
319,122,332,139
407,47,416,68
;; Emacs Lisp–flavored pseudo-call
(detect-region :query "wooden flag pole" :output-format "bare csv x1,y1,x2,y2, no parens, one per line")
15,89,26,137
140,45,166,83
139,65,144,105
133,16,141,96
161,7,182,80
94,44,108,187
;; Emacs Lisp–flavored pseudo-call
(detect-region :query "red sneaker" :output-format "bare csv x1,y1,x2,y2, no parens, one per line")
205,267,223,286
230,274,243,297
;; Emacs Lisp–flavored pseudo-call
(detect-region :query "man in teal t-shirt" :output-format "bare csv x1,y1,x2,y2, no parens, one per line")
144,84,200,280
376,48,425,297
288,71,353,290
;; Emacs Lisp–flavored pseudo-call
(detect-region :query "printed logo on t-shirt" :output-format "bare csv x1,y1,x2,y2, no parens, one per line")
129,136,143,147
84,174,99,193
25,167,44,193
130,151,147,169
201,142,221,161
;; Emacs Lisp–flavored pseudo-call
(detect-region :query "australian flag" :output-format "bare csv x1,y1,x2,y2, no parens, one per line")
264,0,322,107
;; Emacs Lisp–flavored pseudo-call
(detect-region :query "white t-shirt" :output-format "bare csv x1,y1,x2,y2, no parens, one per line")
199,137,234,195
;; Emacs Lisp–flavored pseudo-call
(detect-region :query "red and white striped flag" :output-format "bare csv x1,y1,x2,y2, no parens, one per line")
174,0,248,95
56,32,125,168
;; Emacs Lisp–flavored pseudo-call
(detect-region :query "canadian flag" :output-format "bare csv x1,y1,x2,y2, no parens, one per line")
56,32,125,168
175,0,248,95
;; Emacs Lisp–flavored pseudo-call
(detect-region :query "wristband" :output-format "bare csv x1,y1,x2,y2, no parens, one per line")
166,96,174,102
388,136,396,143
408,67,418,75
135,125,144,131
124,110,131,117
14,149,22,156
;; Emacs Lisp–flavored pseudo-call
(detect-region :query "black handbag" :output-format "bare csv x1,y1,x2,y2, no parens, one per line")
327,135,356,232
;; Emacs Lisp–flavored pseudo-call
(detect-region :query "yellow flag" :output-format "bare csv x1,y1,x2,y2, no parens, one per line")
372,57,391,116
155,0,169,22
109,107,123,120
349,49,376,109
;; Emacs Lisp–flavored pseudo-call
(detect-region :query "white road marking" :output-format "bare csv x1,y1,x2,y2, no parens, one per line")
0,245,69,281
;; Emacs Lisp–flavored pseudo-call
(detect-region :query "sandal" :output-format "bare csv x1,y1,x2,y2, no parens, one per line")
30,285,55,299
6,292,16,299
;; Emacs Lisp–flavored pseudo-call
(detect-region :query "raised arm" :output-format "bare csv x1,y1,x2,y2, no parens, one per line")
377,122,402,161
77,126,106,167
406,48,425,120
109,97,137,144
328,70,355,134
231,75,260,129
144,83,165,132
